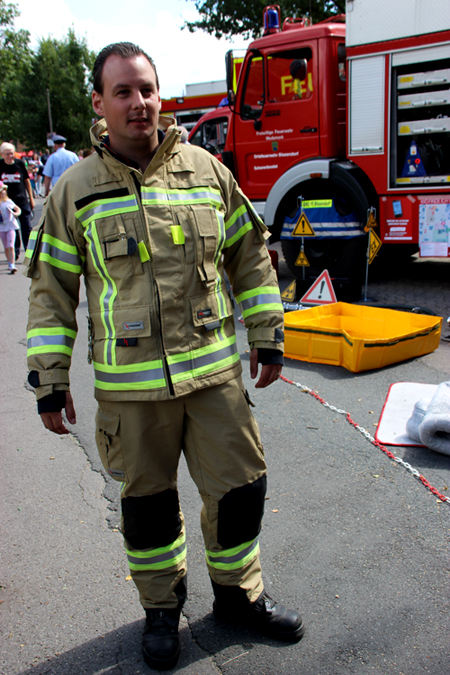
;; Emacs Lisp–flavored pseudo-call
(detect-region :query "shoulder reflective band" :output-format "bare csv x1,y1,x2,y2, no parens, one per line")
75,194,139,226
234,286,283,319
27,327,77,357
138,240,151,262
166,335,239,384
141,186,222,207
170,225,185,245
93,359,166,391
224,204,253,248
25,231,84,274
205,537,260,571
126,533,186,571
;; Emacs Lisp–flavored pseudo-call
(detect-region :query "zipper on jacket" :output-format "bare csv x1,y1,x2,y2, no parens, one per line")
129,169,175,397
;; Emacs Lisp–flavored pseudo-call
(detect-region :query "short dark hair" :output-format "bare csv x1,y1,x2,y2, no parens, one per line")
93,42,160,94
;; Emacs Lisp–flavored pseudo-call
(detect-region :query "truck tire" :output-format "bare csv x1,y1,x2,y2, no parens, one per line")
275,166,376,291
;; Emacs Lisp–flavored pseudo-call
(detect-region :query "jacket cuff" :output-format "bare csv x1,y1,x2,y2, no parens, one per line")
257,348,284,366
28,369,70,388
37,391,67,414
247,327,284,344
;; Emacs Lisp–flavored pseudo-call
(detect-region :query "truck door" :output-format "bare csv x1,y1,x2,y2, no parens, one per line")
234,42,319,200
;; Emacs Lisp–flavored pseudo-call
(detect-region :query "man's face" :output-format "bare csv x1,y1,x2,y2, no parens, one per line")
92,55,161,156
1,148,15,165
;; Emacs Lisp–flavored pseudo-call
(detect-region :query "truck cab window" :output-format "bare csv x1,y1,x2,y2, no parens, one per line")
240,53,264,119
190,118,229,155
267,47,313,102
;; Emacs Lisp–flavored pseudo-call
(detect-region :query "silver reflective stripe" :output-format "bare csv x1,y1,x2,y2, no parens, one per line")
95,365,165,384
141,188,221,206
84,222,115,365
40,241,82,268
214,212,227,318
78,197,138,224
206,538,259,565
168,340,238,377
127,540,186,567
27,334,75,349
225,211,251,243
239,291,282,312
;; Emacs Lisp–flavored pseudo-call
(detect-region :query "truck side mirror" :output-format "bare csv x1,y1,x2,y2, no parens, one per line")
226,50,234,95
289,58,307,81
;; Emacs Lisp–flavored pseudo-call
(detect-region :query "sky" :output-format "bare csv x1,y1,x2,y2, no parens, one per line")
13,0,250,99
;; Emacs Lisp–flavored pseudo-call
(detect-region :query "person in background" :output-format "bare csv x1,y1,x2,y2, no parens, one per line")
43,135,79,196
0,181,21,274
0,142,35,261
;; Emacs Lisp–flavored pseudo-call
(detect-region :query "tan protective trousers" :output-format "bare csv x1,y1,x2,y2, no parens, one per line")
95,376,267,609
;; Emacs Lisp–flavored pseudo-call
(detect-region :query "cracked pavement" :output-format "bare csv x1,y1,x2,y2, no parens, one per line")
1,198,449,674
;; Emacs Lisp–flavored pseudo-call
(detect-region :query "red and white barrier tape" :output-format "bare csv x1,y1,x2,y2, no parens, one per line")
279,374,449,506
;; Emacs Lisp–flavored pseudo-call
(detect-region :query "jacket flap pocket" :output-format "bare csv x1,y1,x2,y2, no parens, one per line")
90,306,151,340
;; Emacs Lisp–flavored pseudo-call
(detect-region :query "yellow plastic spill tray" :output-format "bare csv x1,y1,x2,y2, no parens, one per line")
284,302,442,372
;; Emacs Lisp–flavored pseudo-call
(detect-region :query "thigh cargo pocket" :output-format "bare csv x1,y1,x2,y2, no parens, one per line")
95,406,128,482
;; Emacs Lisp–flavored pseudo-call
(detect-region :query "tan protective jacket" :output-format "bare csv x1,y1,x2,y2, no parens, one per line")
26,119,284,402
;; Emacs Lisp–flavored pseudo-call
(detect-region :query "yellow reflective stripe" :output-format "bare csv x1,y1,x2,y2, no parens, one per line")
94,359,166,391
205,539,260,571
167,336,239,383
83,221,118,366
126,534,186,570
75,195,139,226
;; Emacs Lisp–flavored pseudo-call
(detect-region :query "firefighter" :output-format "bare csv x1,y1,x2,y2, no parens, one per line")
26,43,304,671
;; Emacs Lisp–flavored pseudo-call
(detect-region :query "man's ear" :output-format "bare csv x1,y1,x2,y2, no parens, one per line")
92,91,104,117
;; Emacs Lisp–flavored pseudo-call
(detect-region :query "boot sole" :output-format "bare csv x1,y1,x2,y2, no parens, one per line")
142,644,181,671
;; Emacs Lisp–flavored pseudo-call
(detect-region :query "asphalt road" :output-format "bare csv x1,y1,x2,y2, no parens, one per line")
1,196,449,675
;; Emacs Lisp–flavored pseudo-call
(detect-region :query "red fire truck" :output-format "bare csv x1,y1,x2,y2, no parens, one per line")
189,1,450,295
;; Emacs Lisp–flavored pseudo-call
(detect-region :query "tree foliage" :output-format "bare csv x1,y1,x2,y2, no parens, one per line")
185,0,345,39
0,2,96,150
0,0,31,88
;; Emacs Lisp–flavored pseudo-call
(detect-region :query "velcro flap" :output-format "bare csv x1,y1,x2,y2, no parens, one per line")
247,327,284,344
37,369,71,385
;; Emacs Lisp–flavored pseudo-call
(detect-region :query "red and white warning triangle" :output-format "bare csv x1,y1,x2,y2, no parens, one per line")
299,270,337,305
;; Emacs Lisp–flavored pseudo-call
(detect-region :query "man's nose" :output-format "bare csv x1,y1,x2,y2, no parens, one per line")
131,90,145,109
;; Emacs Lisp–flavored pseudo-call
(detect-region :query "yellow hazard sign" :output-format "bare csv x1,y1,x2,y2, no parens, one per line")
364,209,378,232
292,212,315,237
368,229,382,264
295,249,310,266
281,280,297,302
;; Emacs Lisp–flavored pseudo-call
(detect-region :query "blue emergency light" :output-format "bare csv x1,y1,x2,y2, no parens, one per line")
263,5,281,35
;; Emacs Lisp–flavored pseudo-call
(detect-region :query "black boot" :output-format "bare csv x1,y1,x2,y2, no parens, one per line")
212,581,304,643
142,608,181,671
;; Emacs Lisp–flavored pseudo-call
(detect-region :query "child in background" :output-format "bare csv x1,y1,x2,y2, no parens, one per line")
0,181,22,274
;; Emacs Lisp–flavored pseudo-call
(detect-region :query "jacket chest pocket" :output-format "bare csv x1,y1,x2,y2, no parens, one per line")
94,214,144,276
177,205,221,286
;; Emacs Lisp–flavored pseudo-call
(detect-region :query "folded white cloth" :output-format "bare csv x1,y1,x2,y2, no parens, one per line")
414,382,450,456
406,397,432,443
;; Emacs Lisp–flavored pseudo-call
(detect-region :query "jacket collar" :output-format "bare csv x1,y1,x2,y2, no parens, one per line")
90,116,182,175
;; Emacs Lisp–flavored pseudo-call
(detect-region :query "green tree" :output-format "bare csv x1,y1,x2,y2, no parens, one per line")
1,29,96,149
0,0,31,88
184,0,345,40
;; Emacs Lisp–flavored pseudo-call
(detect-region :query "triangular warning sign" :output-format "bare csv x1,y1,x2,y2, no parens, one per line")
368,229,382,264
299,270,337,305
292,212,315,237
295,250,309,266
281,280,297,302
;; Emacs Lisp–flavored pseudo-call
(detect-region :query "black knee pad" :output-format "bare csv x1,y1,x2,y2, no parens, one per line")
122,489,181,550
217,475,267,549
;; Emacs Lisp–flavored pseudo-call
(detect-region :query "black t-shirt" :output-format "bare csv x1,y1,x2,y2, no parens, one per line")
0,159,30,208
